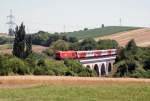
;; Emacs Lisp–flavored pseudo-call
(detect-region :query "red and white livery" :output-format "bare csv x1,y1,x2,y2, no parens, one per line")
56,49,117,59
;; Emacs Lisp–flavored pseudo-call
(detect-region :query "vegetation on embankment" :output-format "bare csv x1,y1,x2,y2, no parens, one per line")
114,39,150,78
0,53,97,77
0,84,150,101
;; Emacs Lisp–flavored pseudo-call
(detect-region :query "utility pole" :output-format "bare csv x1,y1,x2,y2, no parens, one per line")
119,18,122,26
6,9,16,36
63,25,66,33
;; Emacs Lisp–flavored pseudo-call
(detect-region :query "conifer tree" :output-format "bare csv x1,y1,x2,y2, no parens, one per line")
13,23,32,58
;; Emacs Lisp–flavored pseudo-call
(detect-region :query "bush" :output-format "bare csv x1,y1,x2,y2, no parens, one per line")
25,53,47,73
0,57,30,75
126,39,137,51
129,69,150,78
143,59,150,70
32,32,50,46
43,48,55,57
69,42,80,51
79,38,97,50
34,59,68,76
0,37,13,45
67,37,78,43
50,40,69,51
78,68,97,77
64,59,97,77
97,39,118,49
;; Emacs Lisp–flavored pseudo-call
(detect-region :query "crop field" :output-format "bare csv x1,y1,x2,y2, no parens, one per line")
0,44,48,54
66,26,140,39
0,76,150,101
96,28,150,47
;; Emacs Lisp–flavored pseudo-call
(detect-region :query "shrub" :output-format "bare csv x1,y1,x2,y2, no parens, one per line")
97,39,118,49
129,69,150,78
25,53,47,73
34,59,68,76
143,59,150,70
32,32,50,46
79,38,97,50
50,40,69,51
126,39,137,51
115,61,128,77
69,42,80,51
43,48,55,57
64,59,97,77
0,57,29,75
0,37,13,45
67,37,78,43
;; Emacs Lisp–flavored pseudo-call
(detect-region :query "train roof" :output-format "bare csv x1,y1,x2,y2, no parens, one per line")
77,49,117,52
56,49,117,53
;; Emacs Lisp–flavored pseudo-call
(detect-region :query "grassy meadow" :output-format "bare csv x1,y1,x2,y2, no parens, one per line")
0,84,149,101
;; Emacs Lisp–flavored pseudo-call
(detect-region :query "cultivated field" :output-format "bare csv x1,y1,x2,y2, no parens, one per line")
0,45,48,54
0,76,150,101
66,26,140,39
96,28,150,47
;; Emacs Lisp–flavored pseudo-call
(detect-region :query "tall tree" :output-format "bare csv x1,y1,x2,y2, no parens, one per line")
126,39,137,50
13,23,32,58
25,35,32,56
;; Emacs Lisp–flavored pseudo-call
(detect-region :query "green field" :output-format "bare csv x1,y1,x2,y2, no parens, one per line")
66,26,140,39
0,84,149,101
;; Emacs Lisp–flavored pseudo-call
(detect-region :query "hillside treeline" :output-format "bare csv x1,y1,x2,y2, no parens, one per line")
115,39,150,78
0,53,97,76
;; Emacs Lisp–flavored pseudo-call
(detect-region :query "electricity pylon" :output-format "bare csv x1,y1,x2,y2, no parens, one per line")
6,9,16,36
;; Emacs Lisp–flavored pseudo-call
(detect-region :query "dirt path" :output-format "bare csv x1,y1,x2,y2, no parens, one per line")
0,76,150,88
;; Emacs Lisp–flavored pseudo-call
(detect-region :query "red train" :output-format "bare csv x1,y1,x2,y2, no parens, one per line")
56,49,117,59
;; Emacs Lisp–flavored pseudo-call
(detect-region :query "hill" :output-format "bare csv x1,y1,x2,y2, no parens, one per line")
95,28,150,47
0,33,7,37
0,44,48,54
66,26,140,39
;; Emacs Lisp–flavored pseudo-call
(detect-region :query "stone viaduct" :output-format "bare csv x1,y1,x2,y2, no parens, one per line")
79,56,116,76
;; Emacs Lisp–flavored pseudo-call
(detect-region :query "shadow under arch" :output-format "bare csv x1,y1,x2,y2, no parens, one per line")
108,63,112,72
94,64,99,76
101,63,106,75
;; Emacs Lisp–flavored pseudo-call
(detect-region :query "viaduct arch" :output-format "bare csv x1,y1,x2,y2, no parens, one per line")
80,56,116,76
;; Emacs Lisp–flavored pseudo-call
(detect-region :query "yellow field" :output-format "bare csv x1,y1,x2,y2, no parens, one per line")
96,28,150,47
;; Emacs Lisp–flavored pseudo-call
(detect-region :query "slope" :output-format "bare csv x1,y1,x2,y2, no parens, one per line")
95,28,150,47
66,26,140,39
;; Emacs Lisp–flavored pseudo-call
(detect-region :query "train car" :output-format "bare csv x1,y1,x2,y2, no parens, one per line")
76,49,117,59
55,49,117,59
76,51,88,59
96,49,117,56
55,51,77,59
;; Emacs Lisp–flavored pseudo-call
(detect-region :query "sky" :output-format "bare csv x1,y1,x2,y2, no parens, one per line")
0,0,150,33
